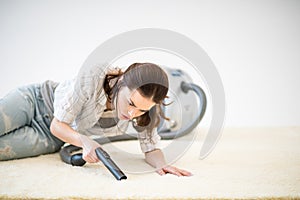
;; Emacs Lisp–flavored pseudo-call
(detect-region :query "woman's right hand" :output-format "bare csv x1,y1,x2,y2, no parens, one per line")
78,134,101,163
50,118,101,163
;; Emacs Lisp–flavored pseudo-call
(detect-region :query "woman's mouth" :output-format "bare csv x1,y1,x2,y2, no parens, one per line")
121,114,130,120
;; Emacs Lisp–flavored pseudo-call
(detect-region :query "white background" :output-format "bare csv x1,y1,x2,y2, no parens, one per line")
0,0,299,127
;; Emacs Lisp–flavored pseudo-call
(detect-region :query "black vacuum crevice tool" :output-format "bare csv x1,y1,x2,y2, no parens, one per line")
95,147,127,180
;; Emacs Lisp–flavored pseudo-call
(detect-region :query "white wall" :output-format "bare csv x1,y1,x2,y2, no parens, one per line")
0,0,299,127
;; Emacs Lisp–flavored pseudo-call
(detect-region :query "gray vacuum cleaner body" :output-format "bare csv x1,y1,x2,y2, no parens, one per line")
158,67,203,134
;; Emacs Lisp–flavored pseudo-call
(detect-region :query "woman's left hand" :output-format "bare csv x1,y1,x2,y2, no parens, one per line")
156,166,192,177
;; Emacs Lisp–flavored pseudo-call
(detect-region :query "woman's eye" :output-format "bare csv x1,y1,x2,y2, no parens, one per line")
128,101,133,106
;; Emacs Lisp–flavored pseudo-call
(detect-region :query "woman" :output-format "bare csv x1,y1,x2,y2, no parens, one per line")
0,62,191,176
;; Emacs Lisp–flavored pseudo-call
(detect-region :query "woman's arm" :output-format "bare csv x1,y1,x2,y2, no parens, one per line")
145,148,166,168
50,118,82,147
50,117,101,163
145,149,192,176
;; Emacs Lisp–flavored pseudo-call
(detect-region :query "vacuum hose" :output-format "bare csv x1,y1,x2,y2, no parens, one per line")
158,82,207,139
59,81,207,169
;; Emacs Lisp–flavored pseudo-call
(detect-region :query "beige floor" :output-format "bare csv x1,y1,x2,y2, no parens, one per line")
0,127,299,199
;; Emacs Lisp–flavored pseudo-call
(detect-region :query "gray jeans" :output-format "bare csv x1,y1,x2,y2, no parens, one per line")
0,84,64,161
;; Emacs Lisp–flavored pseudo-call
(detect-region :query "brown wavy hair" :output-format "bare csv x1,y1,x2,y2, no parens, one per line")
103,62,169,133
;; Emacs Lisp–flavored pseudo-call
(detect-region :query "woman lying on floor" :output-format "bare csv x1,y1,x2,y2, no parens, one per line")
0,62,191,177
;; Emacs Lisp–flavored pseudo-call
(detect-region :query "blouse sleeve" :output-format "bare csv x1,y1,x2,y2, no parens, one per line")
137,128,161,153
53,64,106,124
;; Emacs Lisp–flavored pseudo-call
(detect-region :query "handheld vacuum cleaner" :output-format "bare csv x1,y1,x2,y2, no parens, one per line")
59,66,207,180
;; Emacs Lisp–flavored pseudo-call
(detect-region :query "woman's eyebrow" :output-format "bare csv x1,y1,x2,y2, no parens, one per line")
129,98,149,112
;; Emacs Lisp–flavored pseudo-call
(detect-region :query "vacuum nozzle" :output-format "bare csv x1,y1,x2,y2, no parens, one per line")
95,147,127,181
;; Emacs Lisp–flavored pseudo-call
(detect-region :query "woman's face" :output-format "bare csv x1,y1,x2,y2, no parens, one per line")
116,86,156,120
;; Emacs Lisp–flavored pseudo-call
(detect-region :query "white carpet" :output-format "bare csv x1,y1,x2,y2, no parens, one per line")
0,127,300,199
